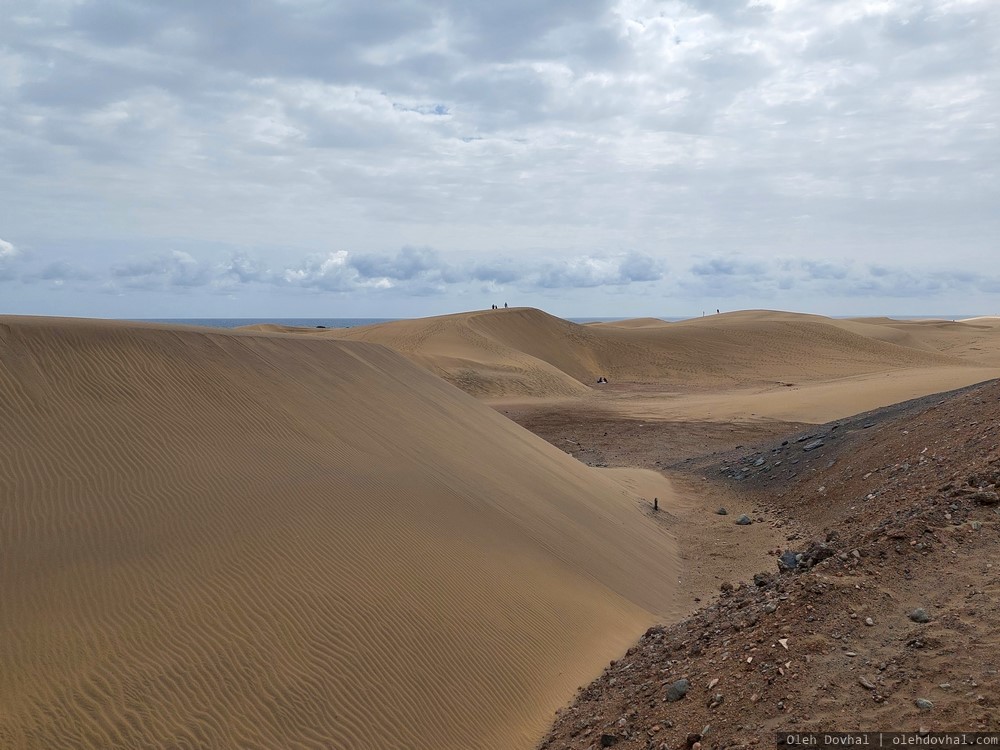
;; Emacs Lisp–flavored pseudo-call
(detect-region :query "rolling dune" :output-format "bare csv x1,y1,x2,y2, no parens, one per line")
0,317,679,750
320,308,989,400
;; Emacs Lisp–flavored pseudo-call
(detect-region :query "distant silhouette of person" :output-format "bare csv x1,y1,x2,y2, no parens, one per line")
504,302,508,309
653,497,658,511
717,309,720,314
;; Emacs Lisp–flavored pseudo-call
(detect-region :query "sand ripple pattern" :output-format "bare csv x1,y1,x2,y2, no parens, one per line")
0,318,678,749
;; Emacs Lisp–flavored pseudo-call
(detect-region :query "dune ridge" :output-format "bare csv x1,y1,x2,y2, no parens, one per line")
319,308,987,399
0,317,678,750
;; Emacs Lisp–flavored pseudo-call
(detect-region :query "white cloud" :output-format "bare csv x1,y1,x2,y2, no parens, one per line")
0,0,998,315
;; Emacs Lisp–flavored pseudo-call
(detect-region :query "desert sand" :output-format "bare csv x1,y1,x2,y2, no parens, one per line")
4,309,1000,749
0,316,679,750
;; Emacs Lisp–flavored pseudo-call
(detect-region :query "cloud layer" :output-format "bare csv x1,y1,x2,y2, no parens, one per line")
1,1,998,316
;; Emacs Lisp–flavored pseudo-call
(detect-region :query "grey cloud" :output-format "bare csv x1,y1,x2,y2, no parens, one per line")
219,253,270,285
691,258,766,277
281,251,379,293
789,260,850,281
535,254,663,289
445,0,614,62
470,261,522,285
93,247,666,295
680,255,1000,301
111,251,211,290
30,260,94,282
349,246,443,282
618,252,664,282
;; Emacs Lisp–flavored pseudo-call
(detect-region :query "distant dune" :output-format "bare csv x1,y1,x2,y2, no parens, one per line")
320,307,985,399
0,317,678,750
587,317,672,329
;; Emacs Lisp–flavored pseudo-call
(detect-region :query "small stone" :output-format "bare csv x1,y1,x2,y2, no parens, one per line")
708,693,724,709
803,439,826,452
909,608,932,623
971,521,983,531
865,617,875,626
972,491,999,506
707,678,719,689
665,679,690,702
778,638,789,650
736,514,753,526
754,457,766,467
915,698,934,710
763,603,777,614
859,677,875,690
716,507,728,515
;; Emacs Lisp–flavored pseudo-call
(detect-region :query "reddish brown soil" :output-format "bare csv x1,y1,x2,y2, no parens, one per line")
516,380,1000,749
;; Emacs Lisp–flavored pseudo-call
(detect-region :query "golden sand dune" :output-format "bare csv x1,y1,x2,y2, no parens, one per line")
0,317,679,750
322,308,975,399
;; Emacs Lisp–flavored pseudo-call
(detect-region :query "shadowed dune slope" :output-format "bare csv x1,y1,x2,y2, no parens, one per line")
323,308,973,398
0,317,677,750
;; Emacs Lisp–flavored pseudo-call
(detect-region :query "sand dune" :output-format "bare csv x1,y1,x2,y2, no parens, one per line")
320,308,994,401
0,317,679,750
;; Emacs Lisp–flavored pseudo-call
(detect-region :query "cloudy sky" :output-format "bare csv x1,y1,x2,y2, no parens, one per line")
1,0,998,319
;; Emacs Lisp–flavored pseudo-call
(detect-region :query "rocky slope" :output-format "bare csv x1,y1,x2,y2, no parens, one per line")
540,380,1000,749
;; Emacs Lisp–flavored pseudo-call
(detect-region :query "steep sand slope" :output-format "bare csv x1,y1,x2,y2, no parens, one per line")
0,317,678,750
322,308,967,398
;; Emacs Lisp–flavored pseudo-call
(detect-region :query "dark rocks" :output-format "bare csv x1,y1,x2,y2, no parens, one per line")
665,678,690,702
909,608,932,624
972,490,999,506
736,514,752,525
753,457,766,467
804,541,836,566
914,698,934,710
716,507,728,515
803,440,826,452
777,550,801,572
601,733,619,747
754,572,770,586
